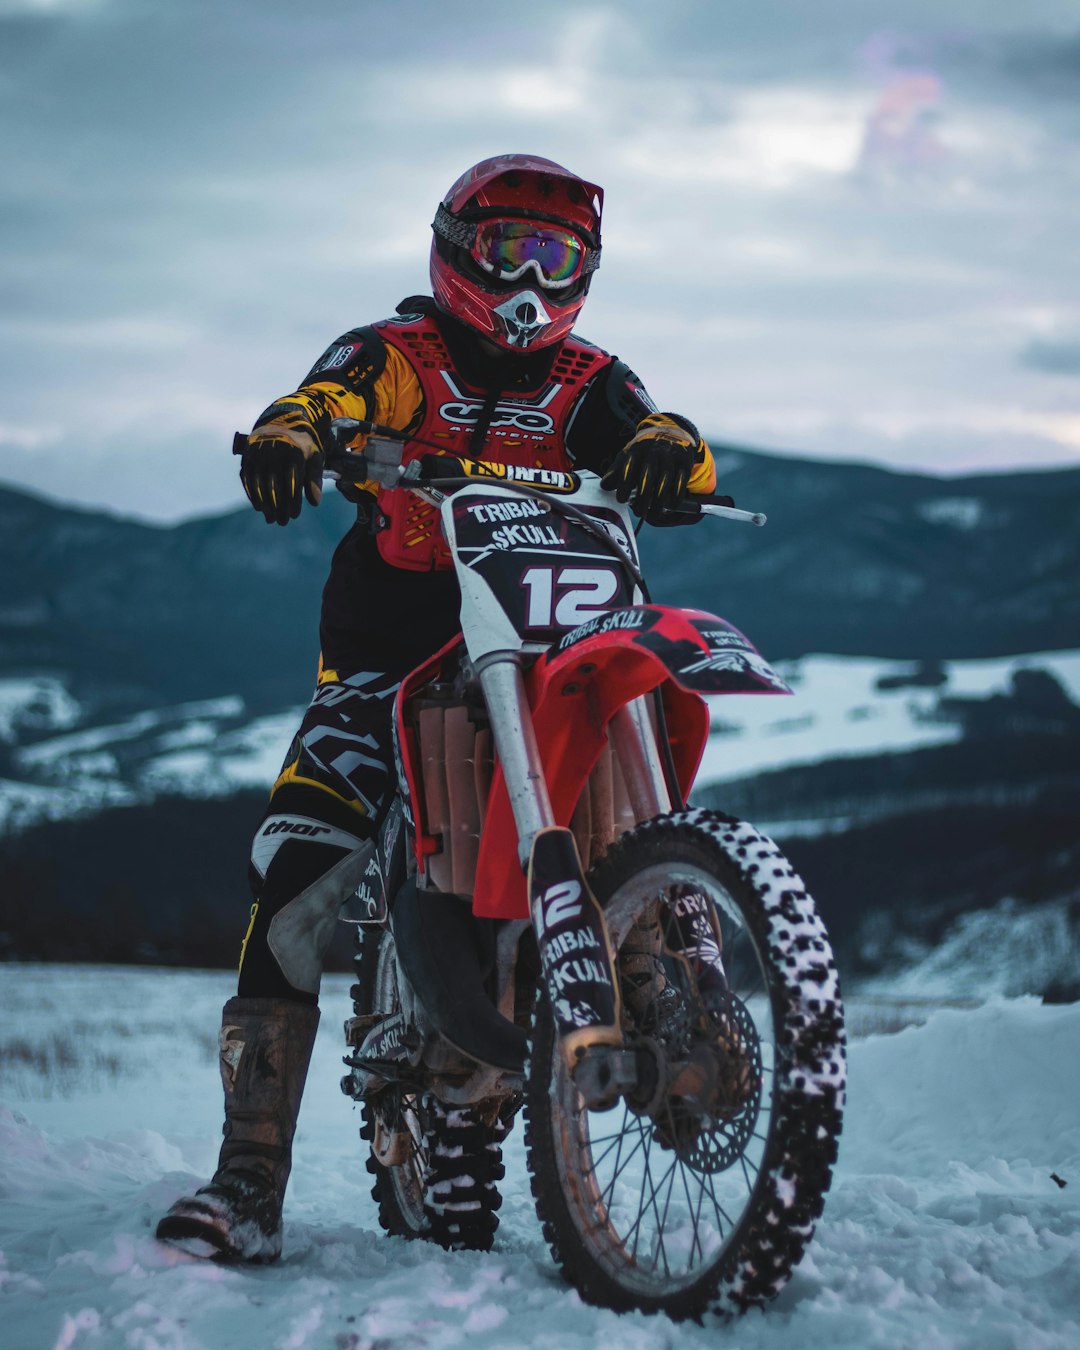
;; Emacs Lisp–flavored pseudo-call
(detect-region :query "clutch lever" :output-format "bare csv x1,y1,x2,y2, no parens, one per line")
326,418,448,502
326,418,410,489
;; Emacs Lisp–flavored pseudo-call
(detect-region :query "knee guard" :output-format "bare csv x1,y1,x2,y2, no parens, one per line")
239,787,374,1001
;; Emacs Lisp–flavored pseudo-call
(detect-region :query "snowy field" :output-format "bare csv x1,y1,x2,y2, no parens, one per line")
1,966,1077,1349
3,649,1079,836
698,648,1080,784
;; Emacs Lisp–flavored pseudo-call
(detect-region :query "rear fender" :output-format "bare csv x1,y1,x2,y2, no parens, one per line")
472,605,790,920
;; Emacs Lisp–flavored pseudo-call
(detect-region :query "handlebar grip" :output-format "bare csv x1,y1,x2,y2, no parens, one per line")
325,449,370,482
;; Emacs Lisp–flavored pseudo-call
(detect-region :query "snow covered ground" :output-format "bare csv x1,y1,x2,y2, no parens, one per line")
0,690,302,834
2,965,1077,1348
698,648,1080,784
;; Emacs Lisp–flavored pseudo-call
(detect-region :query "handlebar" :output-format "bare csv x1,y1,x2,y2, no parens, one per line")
323,417,767,527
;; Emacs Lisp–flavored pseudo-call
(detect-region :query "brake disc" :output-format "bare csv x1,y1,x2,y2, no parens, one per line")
654,990,763,1173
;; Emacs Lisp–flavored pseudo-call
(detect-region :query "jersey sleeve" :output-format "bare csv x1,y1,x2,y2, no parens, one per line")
248,327,425,496
565,358,717,493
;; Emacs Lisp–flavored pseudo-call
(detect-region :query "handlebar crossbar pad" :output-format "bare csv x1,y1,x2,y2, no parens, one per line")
450,460,579,494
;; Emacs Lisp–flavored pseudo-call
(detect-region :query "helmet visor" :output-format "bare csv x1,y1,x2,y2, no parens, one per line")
471,219,587,290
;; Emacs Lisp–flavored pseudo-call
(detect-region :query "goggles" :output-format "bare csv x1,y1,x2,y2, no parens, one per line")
472,219,588,290
434,205,600,291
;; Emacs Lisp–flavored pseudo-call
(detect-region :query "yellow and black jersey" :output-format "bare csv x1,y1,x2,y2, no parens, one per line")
250,296,715,667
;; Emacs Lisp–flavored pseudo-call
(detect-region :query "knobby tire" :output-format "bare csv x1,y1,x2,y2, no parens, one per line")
523,809,846,1319
351,927,509,1251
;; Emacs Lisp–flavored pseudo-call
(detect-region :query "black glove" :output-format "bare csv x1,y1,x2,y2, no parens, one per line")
239,433,324,526
600,414,700,524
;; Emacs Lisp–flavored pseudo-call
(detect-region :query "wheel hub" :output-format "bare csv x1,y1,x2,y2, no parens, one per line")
652,990,763,1172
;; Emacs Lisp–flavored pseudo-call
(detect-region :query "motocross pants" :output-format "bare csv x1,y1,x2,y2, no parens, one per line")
237,518,464,1003
236,666,404,1004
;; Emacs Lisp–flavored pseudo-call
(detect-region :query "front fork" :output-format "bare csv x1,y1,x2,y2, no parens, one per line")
477,653,672,1093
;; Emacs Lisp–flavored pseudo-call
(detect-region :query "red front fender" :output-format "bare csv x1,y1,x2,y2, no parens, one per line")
472,605,789,918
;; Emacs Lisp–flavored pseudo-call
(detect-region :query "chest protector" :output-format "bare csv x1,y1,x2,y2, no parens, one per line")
373,317,613,571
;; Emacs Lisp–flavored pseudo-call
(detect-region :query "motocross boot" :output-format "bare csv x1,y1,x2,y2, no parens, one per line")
156,997,319,1262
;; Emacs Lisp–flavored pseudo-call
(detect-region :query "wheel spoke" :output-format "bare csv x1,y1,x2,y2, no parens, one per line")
678,1158,706,1268
652,1154,681,1276
585,1127,634,1147
622,1132,676,1271
691,1155,713,1251
700,1164,738,1233
724,926,766,1001
598,1113,646,1215
582,1126,629,1178
628,1118,660,1263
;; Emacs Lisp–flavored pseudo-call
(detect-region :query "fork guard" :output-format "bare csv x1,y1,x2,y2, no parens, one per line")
473,605,790,920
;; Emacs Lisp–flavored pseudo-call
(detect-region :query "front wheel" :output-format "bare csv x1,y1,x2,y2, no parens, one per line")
523,809,846,1319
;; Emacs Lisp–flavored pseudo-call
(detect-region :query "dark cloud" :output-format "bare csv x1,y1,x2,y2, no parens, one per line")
1021,338,1080,376
996,31,1080,100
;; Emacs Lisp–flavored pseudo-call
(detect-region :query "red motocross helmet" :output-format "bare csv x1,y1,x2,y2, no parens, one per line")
430,153,603,352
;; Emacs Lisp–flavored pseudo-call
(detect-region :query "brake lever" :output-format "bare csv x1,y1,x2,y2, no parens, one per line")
629,491,767,527
699,502,767,526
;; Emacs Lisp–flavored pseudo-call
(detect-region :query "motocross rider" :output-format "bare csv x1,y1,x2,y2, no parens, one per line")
156,153,718,1261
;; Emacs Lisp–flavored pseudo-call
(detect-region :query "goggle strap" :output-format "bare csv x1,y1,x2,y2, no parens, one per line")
432,204,476,248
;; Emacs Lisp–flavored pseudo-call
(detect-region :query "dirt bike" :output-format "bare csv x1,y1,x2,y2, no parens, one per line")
329,420,846,1321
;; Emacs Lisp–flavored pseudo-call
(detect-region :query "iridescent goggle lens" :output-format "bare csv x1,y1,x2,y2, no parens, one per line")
471,219,587,290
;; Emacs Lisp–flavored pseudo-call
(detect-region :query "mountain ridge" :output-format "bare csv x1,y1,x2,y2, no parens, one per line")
4,445,1079,716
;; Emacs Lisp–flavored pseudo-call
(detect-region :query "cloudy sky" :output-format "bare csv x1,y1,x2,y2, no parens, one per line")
2,0,1079,521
